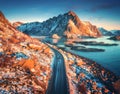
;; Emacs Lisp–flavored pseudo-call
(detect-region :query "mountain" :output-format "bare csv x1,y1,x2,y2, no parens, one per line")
12,21,23,28
0,11,53,93
98,27,120,36
109,30,120,41
110,30,120,36
0,11,10,24
98,27,113,36
17,11,101,38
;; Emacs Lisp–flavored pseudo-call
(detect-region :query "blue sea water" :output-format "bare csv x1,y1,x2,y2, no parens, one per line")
67,37,120,76
33,36,120,76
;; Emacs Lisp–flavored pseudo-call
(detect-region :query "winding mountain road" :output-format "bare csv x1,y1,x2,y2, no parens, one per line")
46,47,69,94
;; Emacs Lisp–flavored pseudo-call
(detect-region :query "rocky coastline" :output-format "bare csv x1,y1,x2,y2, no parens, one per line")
50,44,120,94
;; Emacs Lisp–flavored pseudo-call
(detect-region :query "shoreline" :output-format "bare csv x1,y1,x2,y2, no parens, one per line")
68,50,119,77
55,45,120,93
58,46,120,78
44,41,120,93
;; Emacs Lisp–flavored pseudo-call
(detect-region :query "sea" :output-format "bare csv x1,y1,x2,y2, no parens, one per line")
33,36,120,76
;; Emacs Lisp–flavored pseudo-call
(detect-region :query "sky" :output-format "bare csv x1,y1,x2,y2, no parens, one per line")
0,0,120,30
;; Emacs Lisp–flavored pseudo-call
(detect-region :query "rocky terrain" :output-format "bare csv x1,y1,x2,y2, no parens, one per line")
50,44,120,94
12,22,23,28
1,10,120,94
17,11,101,38
0,11,53,94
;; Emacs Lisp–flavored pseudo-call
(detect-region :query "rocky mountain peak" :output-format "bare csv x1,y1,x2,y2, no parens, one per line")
66,11,81,22
18,11,101,38
0,11,10,24
0,11,5,18
64,19,80,38
0,11,6,21
67,11,76,16
64,11,82,32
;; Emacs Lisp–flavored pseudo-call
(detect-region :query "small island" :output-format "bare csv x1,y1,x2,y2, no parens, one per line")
74,41,118,46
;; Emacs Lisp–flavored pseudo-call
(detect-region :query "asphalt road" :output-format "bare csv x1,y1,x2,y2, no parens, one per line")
46,48,69,94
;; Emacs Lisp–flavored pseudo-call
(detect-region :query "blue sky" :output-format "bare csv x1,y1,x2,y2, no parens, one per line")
0,0,120,30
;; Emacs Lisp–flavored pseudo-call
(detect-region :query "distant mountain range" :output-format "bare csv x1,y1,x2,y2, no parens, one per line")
98,27,120,36
98,28,113,36
17,11,101,38
110,30,120,36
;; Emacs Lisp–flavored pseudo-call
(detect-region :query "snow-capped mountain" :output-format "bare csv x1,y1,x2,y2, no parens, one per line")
17,11,101,38
98,27,113,36
110,30,120,36
98,27,120,36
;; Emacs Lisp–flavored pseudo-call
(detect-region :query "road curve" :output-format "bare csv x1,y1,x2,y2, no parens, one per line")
46,47,69,94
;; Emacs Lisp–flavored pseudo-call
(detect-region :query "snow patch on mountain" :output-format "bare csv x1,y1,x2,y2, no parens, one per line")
17,11,101,38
